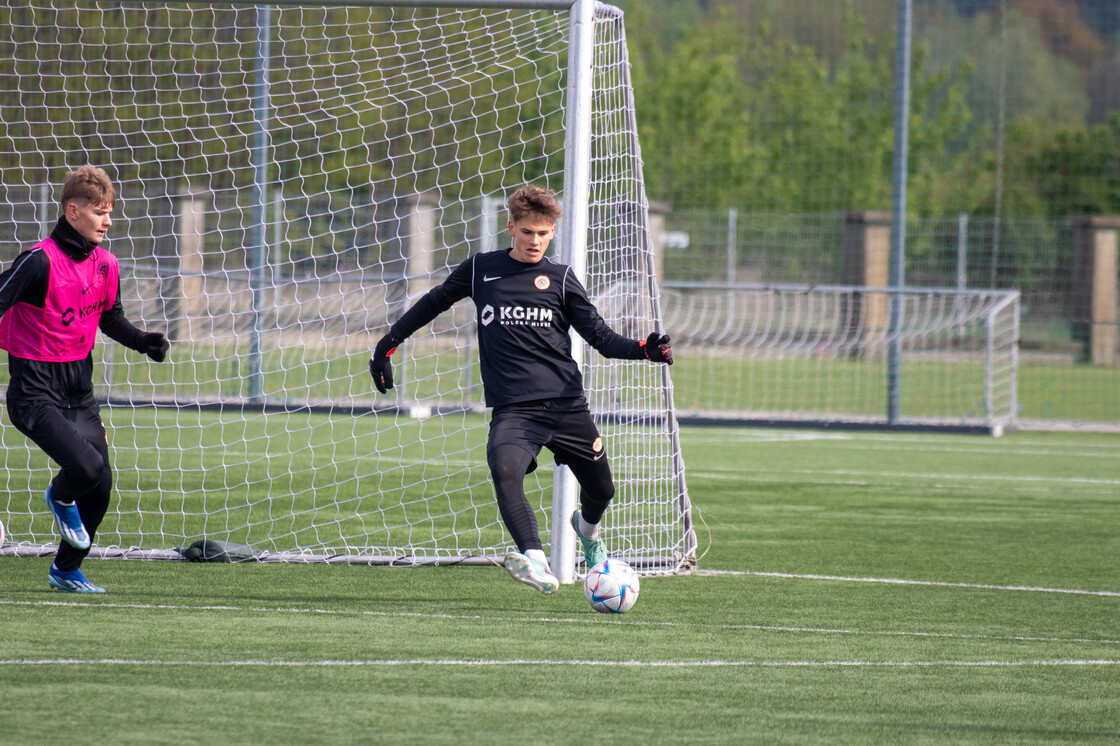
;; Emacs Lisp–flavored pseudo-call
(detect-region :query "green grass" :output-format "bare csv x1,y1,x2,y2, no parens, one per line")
3,424,1119,744
1017,362,1120,421
93,343,481,404
669,355,1120,422
8,342,1117,423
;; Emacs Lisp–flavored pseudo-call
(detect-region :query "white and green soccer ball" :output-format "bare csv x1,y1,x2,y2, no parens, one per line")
583,558,640,614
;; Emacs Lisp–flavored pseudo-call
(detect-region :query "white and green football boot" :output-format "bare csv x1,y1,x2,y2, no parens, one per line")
570,511,607,567
504,552,559,594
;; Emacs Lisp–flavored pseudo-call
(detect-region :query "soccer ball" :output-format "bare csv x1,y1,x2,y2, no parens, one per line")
583,558,640,614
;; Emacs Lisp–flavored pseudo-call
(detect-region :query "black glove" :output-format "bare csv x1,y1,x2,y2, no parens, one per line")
139,331,170,363
370,333,400,394
641,332,673,365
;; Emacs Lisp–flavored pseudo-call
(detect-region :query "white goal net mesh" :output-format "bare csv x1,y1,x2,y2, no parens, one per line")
664,283,1020,432
0,0,695,573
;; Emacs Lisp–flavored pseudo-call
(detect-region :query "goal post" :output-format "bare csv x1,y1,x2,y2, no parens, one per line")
0,0,696,575
551,0,595,583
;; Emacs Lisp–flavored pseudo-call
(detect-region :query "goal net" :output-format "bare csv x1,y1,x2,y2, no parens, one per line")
0,0,695,574
663,283,1020,434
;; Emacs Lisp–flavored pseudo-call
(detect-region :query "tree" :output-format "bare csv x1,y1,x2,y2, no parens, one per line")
1029,114,1120,215
627,0,974,214
1009,0,1106,70
628,7,763,209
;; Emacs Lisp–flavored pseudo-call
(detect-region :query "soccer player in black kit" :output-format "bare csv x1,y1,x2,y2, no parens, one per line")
370,185,672,594
0,166,170,593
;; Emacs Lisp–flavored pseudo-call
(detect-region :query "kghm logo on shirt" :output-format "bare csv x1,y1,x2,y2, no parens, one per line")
78,298,109,319
500,306,553,327
479,303,554,328
60,298,110,326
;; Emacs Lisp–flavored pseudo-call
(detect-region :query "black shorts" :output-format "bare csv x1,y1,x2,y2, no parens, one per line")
487,396,607,473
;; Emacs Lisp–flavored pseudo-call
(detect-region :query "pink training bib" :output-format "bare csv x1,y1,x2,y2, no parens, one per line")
0,238,120,362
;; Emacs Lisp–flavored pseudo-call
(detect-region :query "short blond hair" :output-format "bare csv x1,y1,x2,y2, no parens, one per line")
60,166,116,209
507,184,561,225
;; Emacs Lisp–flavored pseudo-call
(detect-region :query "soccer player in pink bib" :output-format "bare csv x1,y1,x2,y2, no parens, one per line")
0,166,170,593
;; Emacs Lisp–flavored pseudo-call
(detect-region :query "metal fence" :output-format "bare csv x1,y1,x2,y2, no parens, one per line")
659,208,1118,429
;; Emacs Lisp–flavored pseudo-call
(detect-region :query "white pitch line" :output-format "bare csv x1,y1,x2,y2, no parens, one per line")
691,465,1120,487
684,429,1120,455
1,658,1118,668
721,623,1120,645
734,570,1120,597
3,599,1118,646
686,470,1120,498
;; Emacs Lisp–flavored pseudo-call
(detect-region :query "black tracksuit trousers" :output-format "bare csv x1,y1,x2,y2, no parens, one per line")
486,397,615,553
6,395,112,571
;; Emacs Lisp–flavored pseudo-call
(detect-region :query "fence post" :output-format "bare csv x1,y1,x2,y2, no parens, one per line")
392,192,439,418
647,200,670,285
841,211,891,355
956,212,969,337
1068,215,1119,365
384,193,438,322
726,207,737,284
842,211,891,288
404,193,438,302
175,186,208,344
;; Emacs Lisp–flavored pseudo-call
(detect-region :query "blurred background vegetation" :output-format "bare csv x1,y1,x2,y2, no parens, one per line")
625,0,1118,219
2,0,1115,220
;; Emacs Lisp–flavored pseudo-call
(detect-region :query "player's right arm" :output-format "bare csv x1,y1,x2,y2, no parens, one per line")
0,249,48,317
370,255,475,394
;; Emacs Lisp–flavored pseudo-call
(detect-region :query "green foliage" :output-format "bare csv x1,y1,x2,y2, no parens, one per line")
625,0,1115,217
1028,114,1120,216
1,0,1116,223
629,1,975,214
632,14,762,209
0,3,567,202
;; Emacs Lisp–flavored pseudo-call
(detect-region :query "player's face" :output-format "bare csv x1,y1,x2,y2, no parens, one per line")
66,200,113,245
508,217,555,264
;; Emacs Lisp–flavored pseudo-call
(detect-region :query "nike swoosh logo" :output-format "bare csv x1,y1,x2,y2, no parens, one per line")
483,275,501,282
81,284,94,295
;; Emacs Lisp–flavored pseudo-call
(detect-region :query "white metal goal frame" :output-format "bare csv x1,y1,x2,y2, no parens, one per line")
661,282,1021,435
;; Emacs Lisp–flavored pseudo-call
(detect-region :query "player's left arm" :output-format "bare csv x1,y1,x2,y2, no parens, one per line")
563,271,673,365
98,279,170,362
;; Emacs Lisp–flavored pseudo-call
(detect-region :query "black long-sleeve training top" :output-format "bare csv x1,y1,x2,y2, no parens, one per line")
388,249,643,408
